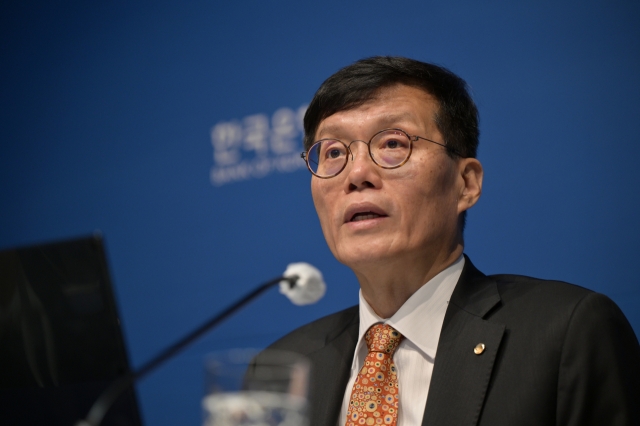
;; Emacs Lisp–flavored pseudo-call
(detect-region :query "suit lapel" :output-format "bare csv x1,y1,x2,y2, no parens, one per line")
421,256,505,426
307,309,359,426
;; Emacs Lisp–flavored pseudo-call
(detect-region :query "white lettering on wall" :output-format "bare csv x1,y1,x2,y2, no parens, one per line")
210,105,308,186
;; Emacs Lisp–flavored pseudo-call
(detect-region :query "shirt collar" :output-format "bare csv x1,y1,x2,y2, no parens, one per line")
356,255,464,363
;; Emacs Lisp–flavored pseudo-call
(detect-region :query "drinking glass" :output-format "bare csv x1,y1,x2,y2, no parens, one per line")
203,348,310,426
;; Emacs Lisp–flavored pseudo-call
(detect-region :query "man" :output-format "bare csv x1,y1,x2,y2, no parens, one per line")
254,57,640,426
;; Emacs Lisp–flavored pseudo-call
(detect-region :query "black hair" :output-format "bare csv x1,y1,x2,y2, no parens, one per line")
303,56,479,160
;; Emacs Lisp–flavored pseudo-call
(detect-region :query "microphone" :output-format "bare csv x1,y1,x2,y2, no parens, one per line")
279,262,326,305
76,263,325,426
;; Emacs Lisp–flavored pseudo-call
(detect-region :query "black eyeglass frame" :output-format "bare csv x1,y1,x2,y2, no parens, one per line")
300,128,462,179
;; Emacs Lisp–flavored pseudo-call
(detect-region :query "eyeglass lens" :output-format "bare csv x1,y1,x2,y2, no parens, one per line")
306,129,411,177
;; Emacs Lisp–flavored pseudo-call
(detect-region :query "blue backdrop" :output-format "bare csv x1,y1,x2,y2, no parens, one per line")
2,1,639,425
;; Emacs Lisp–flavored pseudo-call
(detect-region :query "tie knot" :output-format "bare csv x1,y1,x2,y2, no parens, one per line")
365,323,403,354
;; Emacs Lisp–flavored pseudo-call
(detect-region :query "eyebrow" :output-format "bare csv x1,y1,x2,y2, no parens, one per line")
316,112,421,140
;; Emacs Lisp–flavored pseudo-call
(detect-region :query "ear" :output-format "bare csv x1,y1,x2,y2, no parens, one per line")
457,158,483,214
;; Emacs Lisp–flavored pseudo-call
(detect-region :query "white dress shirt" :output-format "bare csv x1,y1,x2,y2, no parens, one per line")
338,256,464,426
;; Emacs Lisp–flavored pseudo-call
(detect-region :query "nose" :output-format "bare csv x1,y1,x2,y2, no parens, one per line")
344,140,381,191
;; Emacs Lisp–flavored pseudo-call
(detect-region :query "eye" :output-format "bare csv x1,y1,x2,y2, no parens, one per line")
328,148,342,158
385,139,400,149
319,140,347,160
370,130,412,167
376,134,409,150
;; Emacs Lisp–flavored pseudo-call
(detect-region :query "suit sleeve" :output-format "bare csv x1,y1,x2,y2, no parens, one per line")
556,292,640,426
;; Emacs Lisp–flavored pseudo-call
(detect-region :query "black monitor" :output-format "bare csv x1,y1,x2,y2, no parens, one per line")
0,234,143,426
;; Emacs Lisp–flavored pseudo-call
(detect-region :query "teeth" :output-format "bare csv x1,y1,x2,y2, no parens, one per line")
351,213,381,222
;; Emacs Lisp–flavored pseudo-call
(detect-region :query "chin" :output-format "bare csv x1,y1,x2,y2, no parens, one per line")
333,245,392,269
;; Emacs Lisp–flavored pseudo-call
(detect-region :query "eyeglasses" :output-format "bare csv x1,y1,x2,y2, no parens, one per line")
300,128,460,178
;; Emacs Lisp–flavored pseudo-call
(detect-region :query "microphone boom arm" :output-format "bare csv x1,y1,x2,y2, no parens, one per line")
78,274,298,426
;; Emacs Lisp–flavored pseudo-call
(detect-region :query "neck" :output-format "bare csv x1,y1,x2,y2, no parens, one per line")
353,244,463,319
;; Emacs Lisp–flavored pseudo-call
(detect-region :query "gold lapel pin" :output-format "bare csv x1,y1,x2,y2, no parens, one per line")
474,343,486,355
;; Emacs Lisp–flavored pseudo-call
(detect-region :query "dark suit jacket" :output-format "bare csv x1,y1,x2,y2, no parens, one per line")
255,257,640,425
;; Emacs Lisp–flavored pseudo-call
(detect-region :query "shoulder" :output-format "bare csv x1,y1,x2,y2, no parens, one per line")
486,273,625,328
490,273,595,309
459,257,637,348
456,257,613,325
488,273,633,325
263,305,359,356
482,273,639,357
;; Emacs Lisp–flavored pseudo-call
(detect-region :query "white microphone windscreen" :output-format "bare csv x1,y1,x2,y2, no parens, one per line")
279,263,326,305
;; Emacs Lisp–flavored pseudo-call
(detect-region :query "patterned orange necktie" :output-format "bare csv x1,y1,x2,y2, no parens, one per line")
346,323,404,426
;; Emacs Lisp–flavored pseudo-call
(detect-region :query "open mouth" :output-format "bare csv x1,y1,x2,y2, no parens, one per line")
350,212,385,222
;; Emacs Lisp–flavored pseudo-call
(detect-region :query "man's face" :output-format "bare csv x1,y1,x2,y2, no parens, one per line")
311,84,474,271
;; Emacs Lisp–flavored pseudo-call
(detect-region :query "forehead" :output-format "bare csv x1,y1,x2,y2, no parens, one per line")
315,84,439,139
